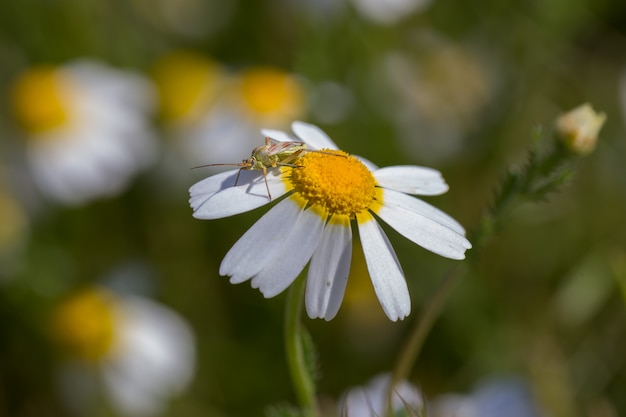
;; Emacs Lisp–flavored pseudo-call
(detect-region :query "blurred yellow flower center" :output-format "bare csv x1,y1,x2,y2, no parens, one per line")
241,68,303,114
289,150,379,218
153,51,222,122
11,67,69,134
51,289,117,362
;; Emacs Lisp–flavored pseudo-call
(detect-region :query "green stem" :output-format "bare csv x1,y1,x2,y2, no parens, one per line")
284,275,319,417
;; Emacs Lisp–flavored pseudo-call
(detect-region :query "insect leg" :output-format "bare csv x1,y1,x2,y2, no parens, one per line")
234,167,244,186
262,167,272,201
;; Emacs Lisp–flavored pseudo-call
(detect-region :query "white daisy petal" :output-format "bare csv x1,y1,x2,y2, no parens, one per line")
102,296,195,417
220,198,302,283
381,188,466,235
291,121,339,150
190,169,288,219
189,169,243,198
306,217,352,320
260,128,296,143
251,206,326,297
357,212,410,321
375,189,472,260
374,165,449,196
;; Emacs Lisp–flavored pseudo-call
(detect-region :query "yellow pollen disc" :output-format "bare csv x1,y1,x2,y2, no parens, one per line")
152,51,222,122
240,67,304,115
11,66,70,134
289,150,379,217
50,289,117,362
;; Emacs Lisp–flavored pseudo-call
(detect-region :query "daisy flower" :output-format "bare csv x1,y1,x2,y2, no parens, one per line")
339,373,424,417
10,60,157,206
51,287,196,417
189,122,471,321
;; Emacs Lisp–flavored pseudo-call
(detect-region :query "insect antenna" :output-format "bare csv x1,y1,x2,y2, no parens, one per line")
191,162,249,170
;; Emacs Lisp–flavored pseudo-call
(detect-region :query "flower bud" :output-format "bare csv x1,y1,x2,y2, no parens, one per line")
555,103,606,155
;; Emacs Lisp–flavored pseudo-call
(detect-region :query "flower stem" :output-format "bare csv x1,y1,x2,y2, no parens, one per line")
388,265,462,409
284,275,319,417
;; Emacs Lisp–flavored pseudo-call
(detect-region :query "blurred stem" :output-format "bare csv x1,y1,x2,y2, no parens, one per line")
285,275,319,417
388,265,462,413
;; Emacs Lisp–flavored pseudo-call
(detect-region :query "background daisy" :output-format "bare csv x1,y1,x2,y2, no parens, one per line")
51,287,196,417
10,60,157,206
339,373,424,417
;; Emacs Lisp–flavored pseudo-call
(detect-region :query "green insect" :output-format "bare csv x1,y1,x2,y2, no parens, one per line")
195,137,308,201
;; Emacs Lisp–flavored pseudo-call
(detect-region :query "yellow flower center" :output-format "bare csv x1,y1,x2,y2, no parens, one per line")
241,67,304,115
11,66,70,134
152,51,222,122
50,289,117,362
289,150,380,218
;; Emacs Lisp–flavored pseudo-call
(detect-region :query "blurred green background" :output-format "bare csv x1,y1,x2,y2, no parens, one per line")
1,0,626,416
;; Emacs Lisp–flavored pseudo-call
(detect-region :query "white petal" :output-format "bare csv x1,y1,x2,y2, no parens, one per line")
251,206,326,297
374,165,449,196
189,169,288,219
291,121,339,150
340,374,424,417
375,189,472,260
306,217,352,320
220,198,302,282
103,297,195,417
260,128,296,143
357,212,410,321
381,188,466,235
189,168,242,198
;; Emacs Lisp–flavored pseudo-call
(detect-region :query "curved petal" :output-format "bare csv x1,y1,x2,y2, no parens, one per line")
291,121,339,150
189,168,243,199
356,212,410,321
375,189,472,260
306,216,352,320
102,297,195,417
374,166,448,196
260,128,295,143
380,188,466,235
251,206,326,297
189,169,288,219
220,198,302,282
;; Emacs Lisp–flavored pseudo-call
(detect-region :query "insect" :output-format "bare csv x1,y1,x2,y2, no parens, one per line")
194,137,308,201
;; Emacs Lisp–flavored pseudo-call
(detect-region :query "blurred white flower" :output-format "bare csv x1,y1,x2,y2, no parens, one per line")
339,373,424,417
153,51,308,170
351,0,434,25
430,377,544,417
51,287,195,417
11,61,158,206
